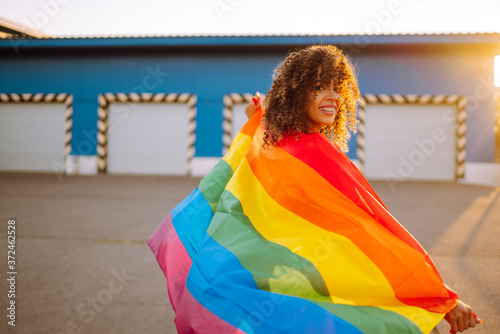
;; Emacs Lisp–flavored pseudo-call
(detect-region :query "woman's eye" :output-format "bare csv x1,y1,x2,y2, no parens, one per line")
315,85,324,91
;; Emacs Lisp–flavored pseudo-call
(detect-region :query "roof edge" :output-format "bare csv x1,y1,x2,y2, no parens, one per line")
2,33,500,50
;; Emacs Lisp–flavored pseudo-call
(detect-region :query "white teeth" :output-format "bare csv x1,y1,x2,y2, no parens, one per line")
320,108,336,112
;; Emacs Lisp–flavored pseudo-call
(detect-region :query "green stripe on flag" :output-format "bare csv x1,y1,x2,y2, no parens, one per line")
199,159,234,213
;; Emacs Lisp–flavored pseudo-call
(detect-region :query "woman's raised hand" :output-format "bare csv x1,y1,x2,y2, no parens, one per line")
245,92,263,119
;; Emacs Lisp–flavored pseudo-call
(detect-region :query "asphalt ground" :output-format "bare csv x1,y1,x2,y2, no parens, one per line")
0,172,498,334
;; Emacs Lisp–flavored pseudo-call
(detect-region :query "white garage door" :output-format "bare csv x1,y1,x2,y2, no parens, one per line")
0,103,66,172
107,102,190,175
230,102,251,142
364,104,457,180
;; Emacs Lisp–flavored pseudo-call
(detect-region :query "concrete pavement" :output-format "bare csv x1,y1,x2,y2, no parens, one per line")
0,172,498,333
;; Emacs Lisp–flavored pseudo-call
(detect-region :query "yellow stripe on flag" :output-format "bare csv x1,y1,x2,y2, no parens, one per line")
222,132,252,172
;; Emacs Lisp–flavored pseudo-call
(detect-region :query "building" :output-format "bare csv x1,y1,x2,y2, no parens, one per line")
1,30,500,185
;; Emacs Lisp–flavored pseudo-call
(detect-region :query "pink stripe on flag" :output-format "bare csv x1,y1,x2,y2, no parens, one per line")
147,213,192,312
175,286,248,334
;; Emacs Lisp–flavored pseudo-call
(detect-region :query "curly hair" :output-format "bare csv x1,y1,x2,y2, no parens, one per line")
262,45,360,151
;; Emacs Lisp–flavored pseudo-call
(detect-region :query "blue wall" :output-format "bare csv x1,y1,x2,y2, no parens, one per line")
0,41,498,162
0,51,284,157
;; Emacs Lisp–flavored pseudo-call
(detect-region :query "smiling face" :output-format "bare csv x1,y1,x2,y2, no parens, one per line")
263,45,359,150
306,69,341,131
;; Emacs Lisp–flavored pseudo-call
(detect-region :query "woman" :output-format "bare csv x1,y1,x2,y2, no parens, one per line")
149,45,482,333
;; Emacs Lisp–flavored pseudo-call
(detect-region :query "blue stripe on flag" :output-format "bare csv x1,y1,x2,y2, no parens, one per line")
186,235,363,334
171,188,214,259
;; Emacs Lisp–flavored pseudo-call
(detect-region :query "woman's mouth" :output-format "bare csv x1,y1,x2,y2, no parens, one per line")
319,106,337,115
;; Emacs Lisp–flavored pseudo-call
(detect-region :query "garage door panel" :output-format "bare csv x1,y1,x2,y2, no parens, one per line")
364,104,456,180
230,103,250,142
0,103,66,172
107,103,189,175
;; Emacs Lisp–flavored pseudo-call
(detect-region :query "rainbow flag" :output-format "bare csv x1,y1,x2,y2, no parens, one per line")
148,108,457,333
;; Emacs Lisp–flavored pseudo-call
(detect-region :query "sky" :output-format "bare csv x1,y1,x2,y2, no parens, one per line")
1,0,500,37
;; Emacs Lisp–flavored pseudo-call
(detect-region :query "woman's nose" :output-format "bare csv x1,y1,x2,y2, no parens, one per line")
327,90,340,100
